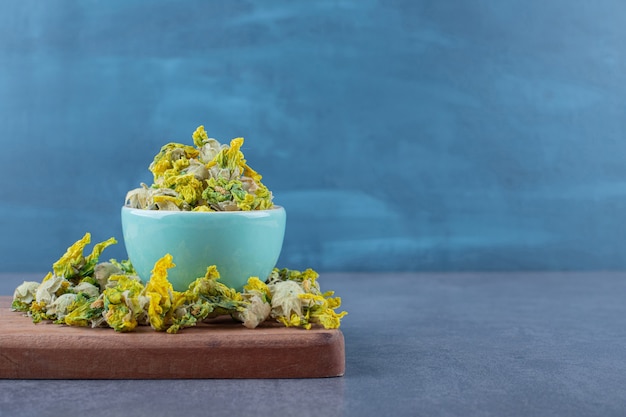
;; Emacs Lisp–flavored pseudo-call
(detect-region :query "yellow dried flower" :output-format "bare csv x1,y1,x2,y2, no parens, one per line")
64,294,104,328
192,205,214,212
102,274,148,332
164,173,204,206
152,194,185,211
244,277,271,301
149,142,199,183
51,233,117,281
144,253,181,331
267,268,347,329
82,237,117,277
52,232,91,278
192,125,209,147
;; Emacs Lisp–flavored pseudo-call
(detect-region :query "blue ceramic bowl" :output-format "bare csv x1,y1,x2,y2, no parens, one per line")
121,206,286,291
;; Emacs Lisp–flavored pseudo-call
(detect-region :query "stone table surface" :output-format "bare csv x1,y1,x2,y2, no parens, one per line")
1,271,626,417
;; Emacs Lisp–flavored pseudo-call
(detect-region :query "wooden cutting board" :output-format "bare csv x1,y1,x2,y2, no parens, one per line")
0,296,345,379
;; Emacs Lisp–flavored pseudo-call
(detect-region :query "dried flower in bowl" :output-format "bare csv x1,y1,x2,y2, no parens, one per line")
125,125,273,212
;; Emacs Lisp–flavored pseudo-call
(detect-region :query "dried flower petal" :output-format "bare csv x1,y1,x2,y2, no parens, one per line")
45,293,77,321
236,293,271,329
269,280,304,321
11,281,40,311
102,274,148,332
52,233,91,278
144,254,180,331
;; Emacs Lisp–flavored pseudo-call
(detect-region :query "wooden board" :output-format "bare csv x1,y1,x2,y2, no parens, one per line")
0,296,345,379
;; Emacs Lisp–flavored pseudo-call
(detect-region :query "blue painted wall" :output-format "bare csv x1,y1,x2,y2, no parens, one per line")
2,0,626,272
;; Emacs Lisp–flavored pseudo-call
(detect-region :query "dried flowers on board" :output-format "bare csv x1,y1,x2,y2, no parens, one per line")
12,233,347,333
12,126,346,333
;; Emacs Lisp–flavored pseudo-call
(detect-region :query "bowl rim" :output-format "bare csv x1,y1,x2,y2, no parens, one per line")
121,204,284,218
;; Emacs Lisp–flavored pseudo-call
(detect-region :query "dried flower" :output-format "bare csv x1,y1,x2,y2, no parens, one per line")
124,125,274,212
12,234,347,333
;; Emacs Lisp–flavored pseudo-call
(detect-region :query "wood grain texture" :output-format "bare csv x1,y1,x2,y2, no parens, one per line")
0,297,344,379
